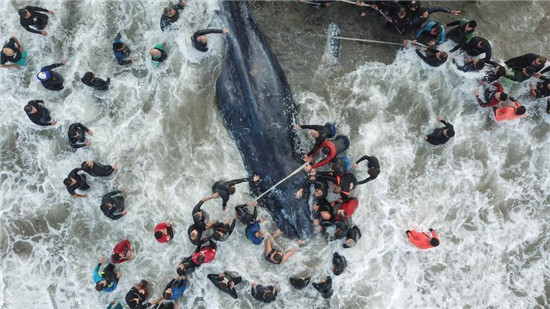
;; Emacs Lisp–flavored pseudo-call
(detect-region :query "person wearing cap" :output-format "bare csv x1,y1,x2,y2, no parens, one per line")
191,28,229,52
68,122,93,149
93,257,122,292
251,283,279,303
64,167,90,198
423,116,454,145
474,82,508,108
505,65,536,83
81,161,117,177
1,36,27,69
313,276,333,298
150,42,168,67
101,190,127,220
406,228,439,249
353,155,380,185
343,225,362,248
111,239,134,264
332,252,347,276
191,239,217,266
24,100,57,126
160,1,187,31
18,5,54,35
37,60,67,91
81,72,110,90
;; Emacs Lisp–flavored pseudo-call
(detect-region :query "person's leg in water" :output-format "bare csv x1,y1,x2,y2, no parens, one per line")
80,174,90,190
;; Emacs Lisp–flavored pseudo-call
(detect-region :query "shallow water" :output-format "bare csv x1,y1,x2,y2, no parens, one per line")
1,0,550,308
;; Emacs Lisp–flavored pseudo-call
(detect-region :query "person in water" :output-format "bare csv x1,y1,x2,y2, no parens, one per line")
155,222,174,243
111,239,134,264
352,155,380,185
295,122,336,152
264,229,305,265
424,117,454,145
344,225,362,248
150,42,168,67
125,280,160,309
317,172,357,199
191,239,217,266
177,255,200,276
504,66,536,83
211,174,260,210
188,197,215,245
461,36,492,62
505,54,547,76
113,33,137,65
409,6,461,30
414,21,445,47
305,135,350,171
37,61,67,91
295,177,328,201
251,283,279,303
332,252,348,276
93,257,122,292
454,58,485,72
64,167,90,198
385,3,412,38
24,100,57,126
191,28,229,52
18,5,54,35
493,100,526,122
333,197,360,222
81,161,117,177
1,36,26,69
81,72,110,91
207,271,242,299
474,82,508,108
68,122,93,148
289,276,311,290
447,19,477,53
413,46,447,67
210,218,237,242
406,228,439,249
160,1,187,31
101,189,127,220
235,201,265,245
313,276,333,298
163,275,188,301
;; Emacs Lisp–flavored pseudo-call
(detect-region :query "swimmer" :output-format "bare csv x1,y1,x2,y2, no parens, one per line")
251,283,279,303
295,178,328,201
113,33,137,65
264,229,305,265
82,161,117,177
332,252,348,276
192,197,213,229
207,271,242,299
289,276,311,290
474,82,508,108
160,1,187,31
68,122,93,148
1,36,26,69
192,28,229,52
304,135,350,171
111,239,134,264
18,5,53,35
211,174,260,210
37,60,67,91
93,257,121,293
313,276,333,298
406,228,439,249
343,225,362,248
210,218,237,242
155,222,174,243
423,116,454,145
447,19,477,52
353,155,380,184
192,240,217,265
163,275,188,301
81,72,110,90
413,46,447,67
101,190,127,220
64,168,90,198
150,42,168,67
24,100,57,126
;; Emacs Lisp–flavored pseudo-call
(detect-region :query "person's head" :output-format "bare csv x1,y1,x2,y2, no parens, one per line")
155,231,163,240
24,104,35,114
497,92,508,102
523,66,536,77
193,211,203,221
18,9,30,18
164,288,173,300
177,263,185,276
113,42,125,51
430,25,441,36
474,60,486,70
332,185,342,194
164,6,176,17
465,20,477,31
407,1,419,11
190,228,199,240
273,251,283,263
129,299,139,308
418,8,429,18
314,187,325,197
309,130,320,139
515,105,526,116
83,72,95,83
430,238,440,247
149,48,162,57
63,177,74,186
228,186,236,195
344,238,357,248
368,167,380,179
322,147,331,155
494,65,506,77
69,128,79,138
196,254,206,264
211,231,222,241
81,161,92,169
219,280,228,289
436,52,448,60
263,291,275,302
112,253,121,262
320,211,331,220
95,280,106,291
398,7,407,19
333,264,345,276
534,56,547,67
2,47,14,57
254,230,265,239
444,128,455,138
197,35,208,44
100,203,112,212
337,209,348,220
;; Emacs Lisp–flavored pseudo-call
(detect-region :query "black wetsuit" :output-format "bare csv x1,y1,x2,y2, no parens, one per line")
211,219,236,242
505,53,545,73
505,70,532,83
313,277,333,299
330,220,351,241
207,272,242,299
101,190,125,220
251,285,278,303
332,252,348,276
189,200,210,245
299,177,328,201
289,277,311,290
25,100,52,126
235,204,258,226
313,198,332,221
426,119,453,145
39,63,65,91
125,287,150,309
82,76,110,91
410,7,452,30
300,123,335,154
65,168,89,195
415,48,446,67
20,6,49,34
212,178,250,210
317,173,357,198
68,123,89,149
83,161,114,177
462,37,492,62
192,29,223,52
187,224,209,246
1,38,23,65
534,80,550,98
355,155,380,184
177,255,200,276
387,4,412,37
344,225,362,248
99,263,117,285
160,4,185,31
447,21,476,53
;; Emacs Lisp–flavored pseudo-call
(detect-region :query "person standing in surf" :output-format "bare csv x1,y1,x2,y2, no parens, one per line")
191,28,229,52
1,36,27,69
24,100,57,126
423,116,454,145
18,5,54,36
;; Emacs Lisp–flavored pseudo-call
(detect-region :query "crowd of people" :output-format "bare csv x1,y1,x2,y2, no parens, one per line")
4,0,548,307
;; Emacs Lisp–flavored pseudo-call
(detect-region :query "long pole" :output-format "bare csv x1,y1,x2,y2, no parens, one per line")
253,162,308,202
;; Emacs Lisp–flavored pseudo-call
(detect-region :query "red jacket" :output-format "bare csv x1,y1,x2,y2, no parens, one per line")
335,198,359,221
111,239,131,264
310,140,337,169
495,101,525,122
154,222,173,243
192,247,216,264
408,230,439,249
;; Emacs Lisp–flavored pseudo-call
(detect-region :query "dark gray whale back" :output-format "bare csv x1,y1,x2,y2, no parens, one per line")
216,1,312,238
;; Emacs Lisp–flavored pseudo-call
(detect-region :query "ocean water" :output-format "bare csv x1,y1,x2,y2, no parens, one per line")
1,1,549,308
